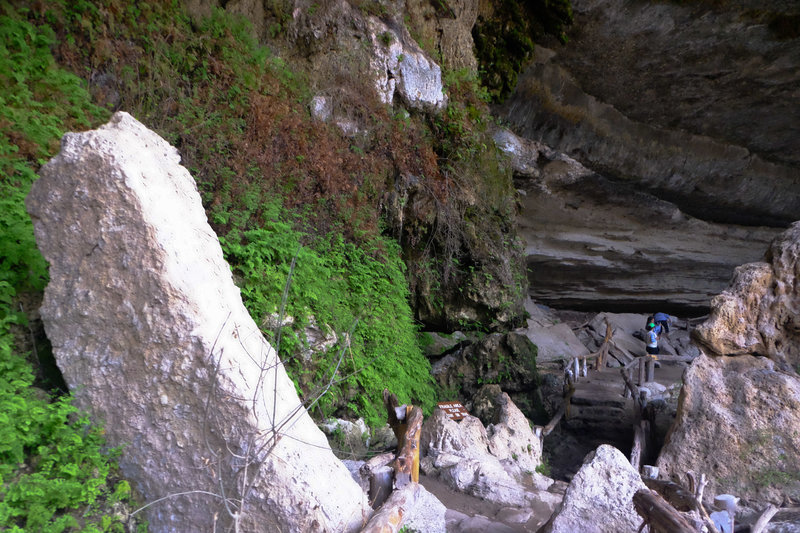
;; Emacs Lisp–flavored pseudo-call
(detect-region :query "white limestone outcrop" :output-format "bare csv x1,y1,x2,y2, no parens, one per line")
26,112,370,532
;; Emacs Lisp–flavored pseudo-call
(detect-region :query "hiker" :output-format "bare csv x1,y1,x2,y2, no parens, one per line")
645,320,660,358
653,312,673,338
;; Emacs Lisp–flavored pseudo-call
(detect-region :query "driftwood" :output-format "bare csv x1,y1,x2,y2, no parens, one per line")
687,471,720,533
643,478,699,513
750,504,779,533
359,482,422,533
541,403,567,437
633,489,697,533
383,389,422,487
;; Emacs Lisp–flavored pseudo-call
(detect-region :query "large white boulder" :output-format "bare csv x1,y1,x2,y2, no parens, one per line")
26,112,371,532
541,444,647,533
657,353,800,506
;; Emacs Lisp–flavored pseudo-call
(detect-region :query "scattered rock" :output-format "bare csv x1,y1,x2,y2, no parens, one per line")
319,418,369,459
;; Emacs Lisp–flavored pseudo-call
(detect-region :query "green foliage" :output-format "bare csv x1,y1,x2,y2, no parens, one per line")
535,457,551,476
0,11,107,301
222,201,438,426
472,0,573,102
0,5,138,530
0,316,135,531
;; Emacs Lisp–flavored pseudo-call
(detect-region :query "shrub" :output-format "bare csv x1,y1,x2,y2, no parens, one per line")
222,201,438,426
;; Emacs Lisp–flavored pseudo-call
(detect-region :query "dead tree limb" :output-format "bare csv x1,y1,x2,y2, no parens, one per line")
750,504,779,533
687,471,719,533
643,478,699,513
633,489,697,533
360,482,421,533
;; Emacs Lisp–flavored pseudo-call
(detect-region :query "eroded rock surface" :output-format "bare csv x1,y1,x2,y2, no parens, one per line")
693,222,800,371
420,405,557,511
657,353,800,507
541,444,647,533
430,331,540,417
498,0,798,311
26,112,370,532
503,0,800,227
513,159,781,311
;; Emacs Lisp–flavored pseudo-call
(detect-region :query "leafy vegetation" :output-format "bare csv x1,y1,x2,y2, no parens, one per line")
221,201,437,425
0,5,142,530
0,0,543,524
473,0,573,102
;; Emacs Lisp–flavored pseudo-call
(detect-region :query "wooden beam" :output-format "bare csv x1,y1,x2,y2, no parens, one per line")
633,489,697,533
394,406,423,487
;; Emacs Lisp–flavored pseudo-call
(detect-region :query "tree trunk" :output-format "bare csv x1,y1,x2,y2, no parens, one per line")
633,489,698,533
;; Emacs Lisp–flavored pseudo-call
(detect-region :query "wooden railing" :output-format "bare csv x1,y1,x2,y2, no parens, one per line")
536,318,614,442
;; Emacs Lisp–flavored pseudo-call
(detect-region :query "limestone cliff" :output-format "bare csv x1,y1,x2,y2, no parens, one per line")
190,0,800,315
498,0,799,311
657,223,800,508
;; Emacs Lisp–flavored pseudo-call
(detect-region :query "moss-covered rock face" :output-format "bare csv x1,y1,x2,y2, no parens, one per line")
430,332,543,420
472,0,573,102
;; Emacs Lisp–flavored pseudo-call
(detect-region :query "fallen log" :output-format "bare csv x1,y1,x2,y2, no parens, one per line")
643,478,699,513
633,489,697,533
360,482,422,533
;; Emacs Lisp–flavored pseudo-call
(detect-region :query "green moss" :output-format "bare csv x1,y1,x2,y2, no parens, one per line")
472,0,573,103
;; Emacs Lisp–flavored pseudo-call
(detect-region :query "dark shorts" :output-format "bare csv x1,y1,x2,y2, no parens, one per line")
657,320,670,333
646,345,660,355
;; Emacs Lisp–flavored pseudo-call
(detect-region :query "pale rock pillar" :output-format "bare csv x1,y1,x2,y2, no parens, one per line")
26,111,371,532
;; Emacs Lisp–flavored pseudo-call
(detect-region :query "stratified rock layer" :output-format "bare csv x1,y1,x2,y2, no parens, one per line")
503,0,800,227
26,112,370,532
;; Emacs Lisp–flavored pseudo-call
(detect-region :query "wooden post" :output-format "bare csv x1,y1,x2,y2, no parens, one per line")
360,452,395,509
383,389,423,488
360,483,422,533
573,357,580,381
633,489,697,533
630,423,644,471
646,358,655,383
638,357,646,386
394,405,423,487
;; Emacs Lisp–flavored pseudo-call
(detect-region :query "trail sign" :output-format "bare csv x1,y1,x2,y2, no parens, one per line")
437,401,469,421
